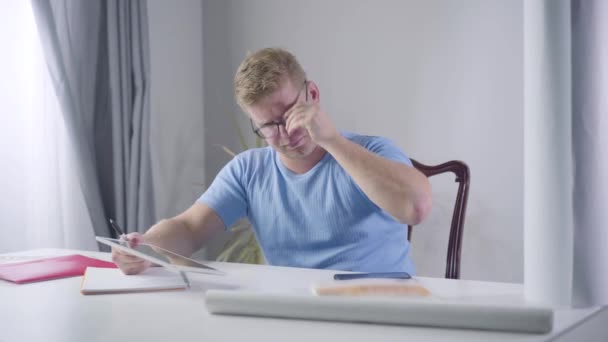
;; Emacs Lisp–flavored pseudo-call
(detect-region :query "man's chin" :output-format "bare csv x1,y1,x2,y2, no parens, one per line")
280,149,309,159
278,143,316,159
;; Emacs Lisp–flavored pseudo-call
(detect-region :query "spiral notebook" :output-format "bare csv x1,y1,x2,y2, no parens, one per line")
81,267,188,295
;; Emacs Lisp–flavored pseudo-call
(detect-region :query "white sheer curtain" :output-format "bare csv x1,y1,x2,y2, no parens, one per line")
0,1,96,253
523,0,572,307
524,0,608,307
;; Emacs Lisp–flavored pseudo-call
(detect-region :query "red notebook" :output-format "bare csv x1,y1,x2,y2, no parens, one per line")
0,254,117,284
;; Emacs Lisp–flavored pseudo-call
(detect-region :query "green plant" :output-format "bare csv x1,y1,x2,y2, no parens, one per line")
215,116,265,264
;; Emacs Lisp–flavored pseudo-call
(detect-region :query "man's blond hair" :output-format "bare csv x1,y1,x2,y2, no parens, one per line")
234,48,307,109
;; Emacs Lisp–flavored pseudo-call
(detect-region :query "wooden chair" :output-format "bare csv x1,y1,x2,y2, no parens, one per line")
408,159,470,279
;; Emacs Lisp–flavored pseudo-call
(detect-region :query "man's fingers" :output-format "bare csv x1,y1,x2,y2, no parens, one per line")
113,248,131,256
112,248,144,265
120,264,145,275
114,252,145,264
120,257,145,264
114,256,150,275
125,233,144,247
113,249,137,260
110,234,151,275
284,104,304,131
286,109,311,136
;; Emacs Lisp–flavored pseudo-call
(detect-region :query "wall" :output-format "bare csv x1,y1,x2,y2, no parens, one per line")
147,0,206,220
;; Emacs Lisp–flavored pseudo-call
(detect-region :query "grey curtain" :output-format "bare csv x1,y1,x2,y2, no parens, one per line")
31,0,155,243
571,0,608,307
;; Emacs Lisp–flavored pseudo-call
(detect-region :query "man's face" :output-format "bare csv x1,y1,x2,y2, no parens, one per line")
247,79,317,159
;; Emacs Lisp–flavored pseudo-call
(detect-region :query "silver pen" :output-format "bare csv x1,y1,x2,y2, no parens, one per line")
179,271,191,289
108,218,127,240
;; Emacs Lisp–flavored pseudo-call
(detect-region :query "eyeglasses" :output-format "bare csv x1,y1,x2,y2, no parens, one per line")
251,80,308,139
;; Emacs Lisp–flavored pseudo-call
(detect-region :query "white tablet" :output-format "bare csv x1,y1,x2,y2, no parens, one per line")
96,236,225,276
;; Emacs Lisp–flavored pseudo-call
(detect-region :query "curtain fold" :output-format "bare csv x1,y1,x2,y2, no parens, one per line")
571,0,608,307
523,0,573,307
30,0,155,244
524,0,608,307
106,0,155,233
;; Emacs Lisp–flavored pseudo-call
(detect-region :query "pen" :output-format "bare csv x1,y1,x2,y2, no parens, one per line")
179,271,191,289
108,218,126,240
333,272,411,281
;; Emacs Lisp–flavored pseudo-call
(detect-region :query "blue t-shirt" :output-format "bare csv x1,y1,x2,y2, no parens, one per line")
198,132,415,274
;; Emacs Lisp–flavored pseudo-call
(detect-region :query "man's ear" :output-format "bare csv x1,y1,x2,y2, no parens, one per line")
307,80,320,102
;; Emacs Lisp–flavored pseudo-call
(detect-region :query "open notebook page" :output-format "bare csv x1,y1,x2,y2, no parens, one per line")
81,267,187,295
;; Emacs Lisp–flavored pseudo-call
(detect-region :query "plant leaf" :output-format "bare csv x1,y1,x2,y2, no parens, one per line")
255,135,265,148
216,144,237,158
213,114,266,264
231,113,249,151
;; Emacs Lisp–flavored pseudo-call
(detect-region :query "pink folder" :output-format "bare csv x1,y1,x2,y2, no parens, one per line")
0,254,117,284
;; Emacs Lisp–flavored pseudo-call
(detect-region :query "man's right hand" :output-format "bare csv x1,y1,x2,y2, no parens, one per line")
111,232,152,275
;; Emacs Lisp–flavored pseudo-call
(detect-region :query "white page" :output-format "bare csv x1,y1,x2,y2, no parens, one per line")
81,267,187,295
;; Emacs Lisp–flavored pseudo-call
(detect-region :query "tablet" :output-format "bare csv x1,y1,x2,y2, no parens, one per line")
96,236,225,276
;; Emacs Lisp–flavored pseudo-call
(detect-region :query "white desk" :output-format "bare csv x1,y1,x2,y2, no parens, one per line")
0,249,605,342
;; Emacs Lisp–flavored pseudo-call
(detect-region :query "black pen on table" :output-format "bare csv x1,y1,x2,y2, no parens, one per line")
333,272,411,281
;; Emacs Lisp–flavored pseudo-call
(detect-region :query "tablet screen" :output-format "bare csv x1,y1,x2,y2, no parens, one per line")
101,237,220,272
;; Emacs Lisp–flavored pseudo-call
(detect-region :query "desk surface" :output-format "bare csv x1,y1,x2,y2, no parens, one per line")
0,249,604,342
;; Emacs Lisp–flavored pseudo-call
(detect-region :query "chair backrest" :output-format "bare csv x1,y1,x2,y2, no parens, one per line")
408,159,470,279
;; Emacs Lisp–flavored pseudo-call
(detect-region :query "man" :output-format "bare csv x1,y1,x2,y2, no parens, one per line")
113,48,432,275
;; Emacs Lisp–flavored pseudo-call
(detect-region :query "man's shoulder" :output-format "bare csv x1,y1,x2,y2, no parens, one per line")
342,131,391,148
219,147,274,180
232,146,274,166
342,131,410,164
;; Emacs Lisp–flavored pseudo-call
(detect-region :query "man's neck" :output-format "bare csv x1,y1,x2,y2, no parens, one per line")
279,146,327,174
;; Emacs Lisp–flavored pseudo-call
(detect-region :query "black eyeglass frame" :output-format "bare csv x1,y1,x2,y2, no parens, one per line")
250,80,308,139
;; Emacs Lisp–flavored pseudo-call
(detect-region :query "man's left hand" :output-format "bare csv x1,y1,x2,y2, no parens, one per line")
284,96,338,147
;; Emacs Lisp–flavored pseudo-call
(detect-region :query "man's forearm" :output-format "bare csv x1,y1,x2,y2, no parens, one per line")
321,135,432,225
142,218,203,257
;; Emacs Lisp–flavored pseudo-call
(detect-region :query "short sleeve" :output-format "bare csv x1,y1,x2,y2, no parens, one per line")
197,156,248,231
362,136,413,167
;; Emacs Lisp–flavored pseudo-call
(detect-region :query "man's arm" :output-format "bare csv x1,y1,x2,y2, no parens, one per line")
283,81,431,225
112,202,224,274
143,202,225,257
322,135,432,225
